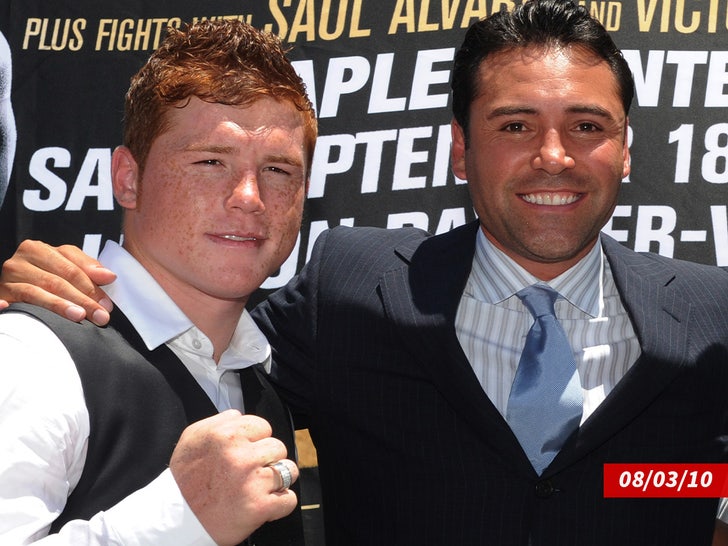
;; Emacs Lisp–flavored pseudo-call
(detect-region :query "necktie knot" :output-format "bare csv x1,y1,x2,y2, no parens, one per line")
517,284,559,319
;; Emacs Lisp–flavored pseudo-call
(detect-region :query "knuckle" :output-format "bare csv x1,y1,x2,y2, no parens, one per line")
1,255,22,280
16,239,43,254
57,243,80,254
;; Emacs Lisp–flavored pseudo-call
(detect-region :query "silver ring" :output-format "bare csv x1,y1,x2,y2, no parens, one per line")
269,461,292,491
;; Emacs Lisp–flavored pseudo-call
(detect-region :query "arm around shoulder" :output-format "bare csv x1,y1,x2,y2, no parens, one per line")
0,240,116,326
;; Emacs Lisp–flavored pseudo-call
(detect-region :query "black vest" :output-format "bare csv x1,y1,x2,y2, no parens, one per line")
6,303,304,546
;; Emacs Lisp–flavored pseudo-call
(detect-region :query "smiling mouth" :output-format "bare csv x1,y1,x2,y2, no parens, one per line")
219,234,260,242
520,192,581,206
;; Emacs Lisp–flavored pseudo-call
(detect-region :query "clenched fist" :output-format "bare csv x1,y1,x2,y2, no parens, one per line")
170,410,299,546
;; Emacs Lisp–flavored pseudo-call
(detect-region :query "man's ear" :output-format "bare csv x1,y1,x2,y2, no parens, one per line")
111,146,140,210
622,117,631,180
451,119,468,181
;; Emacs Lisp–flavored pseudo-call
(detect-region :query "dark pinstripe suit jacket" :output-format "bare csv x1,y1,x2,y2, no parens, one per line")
253,220,728,546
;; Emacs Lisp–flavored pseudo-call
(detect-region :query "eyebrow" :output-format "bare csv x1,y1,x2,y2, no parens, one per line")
486,106,537,120
185,145,304,168
184,144,235,154
487,104,617,121
265,153,304,168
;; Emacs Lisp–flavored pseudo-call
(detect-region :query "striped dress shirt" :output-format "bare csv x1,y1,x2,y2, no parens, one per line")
455,229,642,423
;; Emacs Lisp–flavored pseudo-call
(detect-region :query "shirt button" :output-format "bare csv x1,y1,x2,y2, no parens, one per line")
535,480,554,498
192,339,202,349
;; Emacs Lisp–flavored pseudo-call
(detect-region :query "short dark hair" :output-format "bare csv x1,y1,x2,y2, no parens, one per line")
452,0,634,137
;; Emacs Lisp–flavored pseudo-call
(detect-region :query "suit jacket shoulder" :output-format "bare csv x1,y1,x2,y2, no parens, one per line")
313,224,431,268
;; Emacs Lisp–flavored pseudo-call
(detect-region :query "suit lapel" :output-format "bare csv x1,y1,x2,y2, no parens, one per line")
601,235,692,358
550,235,693,471
380,221,528,468
380,228,697,475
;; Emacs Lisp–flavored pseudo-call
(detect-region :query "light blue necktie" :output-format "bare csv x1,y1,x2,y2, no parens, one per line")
506,284,583,475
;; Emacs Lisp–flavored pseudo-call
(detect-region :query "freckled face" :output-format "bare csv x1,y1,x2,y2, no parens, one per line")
451,46,630,280
116,96,308,304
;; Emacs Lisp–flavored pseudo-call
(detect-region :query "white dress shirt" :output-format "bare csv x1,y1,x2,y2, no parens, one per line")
455,229,642,423
0,241,271,544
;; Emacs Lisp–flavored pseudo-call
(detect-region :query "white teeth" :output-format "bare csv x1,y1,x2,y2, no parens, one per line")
522,193,578,205
220,235,256,242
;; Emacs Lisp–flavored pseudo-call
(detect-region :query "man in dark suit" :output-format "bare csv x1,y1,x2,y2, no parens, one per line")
251,1,728,543
1,1,727,545
0,19,316,544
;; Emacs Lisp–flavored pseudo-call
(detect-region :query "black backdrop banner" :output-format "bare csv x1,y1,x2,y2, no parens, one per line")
1,1,728,303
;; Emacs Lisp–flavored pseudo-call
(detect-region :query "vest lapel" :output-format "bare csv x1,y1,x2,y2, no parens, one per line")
109,309,217,422
239,366,297,457
112,310,304,545
239,366,304,546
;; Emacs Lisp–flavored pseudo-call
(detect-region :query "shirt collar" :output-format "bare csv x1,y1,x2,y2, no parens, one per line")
98,241,271,370
466,228,604,317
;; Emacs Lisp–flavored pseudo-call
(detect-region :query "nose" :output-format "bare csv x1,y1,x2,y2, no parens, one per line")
227,175,265,214
531,129,575,174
